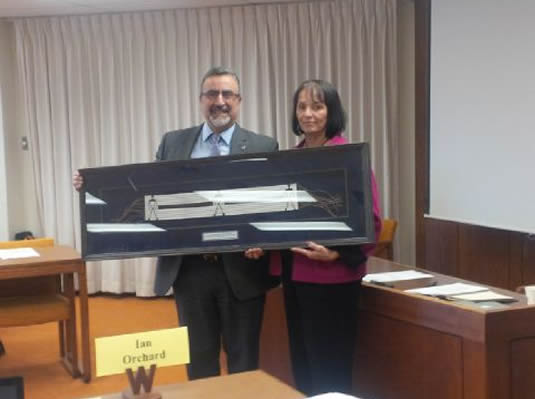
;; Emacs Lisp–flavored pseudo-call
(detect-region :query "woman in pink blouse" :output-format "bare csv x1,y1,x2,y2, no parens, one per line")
247,79,381,396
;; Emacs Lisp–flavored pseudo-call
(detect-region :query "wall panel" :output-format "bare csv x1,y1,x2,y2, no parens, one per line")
424,217,535,290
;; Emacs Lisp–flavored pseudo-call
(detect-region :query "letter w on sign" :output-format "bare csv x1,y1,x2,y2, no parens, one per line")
126,364,157,394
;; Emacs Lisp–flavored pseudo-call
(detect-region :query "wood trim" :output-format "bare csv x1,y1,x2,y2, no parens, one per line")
414,0,431,267
424,217,458,277
458,223,510,287
423,217,535,290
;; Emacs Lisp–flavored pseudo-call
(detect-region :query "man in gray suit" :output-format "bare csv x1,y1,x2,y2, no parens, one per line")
153,67,278,379
73,67,278,379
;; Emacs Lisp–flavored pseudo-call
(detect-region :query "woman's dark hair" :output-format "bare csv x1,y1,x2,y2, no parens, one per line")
291,79,346,139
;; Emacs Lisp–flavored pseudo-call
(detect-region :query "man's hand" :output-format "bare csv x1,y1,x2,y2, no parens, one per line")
73,170,84,191
244,248,265,260
291,241,339,262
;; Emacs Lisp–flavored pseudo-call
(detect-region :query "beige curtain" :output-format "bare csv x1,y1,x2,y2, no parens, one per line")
14,0,398,295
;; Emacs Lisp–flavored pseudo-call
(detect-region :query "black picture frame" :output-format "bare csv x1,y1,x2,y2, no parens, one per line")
80,143,375,260
0,376,24,399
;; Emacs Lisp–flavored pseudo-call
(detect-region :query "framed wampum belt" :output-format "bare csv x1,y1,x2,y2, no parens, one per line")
79,143,376,260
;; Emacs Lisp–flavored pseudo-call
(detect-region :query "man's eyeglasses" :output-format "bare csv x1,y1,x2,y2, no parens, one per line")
201,90,241,101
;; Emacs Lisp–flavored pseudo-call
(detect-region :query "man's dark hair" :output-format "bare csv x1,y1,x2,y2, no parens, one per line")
200,67,241,95
291,79,346,139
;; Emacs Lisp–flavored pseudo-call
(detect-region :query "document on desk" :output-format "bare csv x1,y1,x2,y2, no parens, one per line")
0,248,40,260
449,290,516,303
405,282,487,297
363,270,433,283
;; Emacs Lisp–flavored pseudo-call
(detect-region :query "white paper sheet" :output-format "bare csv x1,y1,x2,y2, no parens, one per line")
363,270,433,283
405,282,486,297
449,290,515,303
0,247,39,260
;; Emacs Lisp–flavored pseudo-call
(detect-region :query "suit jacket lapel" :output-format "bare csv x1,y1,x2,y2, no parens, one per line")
181,125,202,160
229,124,249,155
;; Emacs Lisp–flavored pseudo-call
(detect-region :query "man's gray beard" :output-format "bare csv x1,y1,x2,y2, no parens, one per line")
209,113,232,129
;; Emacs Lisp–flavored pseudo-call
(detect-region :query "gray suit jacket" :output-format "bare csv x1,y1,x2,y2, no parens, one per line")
153,124,279,299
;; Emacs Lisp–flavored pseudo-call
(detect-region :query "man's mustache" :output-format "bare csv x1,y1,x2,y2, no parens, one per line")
209,104,231,113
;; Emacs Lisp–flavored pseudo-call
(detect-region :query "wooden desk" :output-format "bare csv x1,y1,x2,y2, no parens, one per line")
0,246,91,382
259,257,535,399
80,370,305,399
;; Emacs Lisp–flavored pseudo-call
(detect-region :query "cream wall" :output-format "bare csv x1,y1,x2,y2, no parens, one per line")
0,19,41,240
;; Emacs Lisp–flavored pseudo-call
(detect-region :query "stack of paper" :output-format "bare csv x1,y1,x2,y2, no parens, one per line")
363,270,434,283
449,290,515,303
0,248,39,261
405,282,486,296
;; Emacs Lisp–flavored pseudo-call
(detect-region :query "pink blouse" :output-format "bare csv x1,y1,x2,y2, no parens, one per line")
269,135,382,283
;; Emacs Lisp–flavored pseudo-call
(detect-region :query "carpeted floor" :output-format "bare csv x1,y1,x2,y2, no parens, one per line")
0,294,189,399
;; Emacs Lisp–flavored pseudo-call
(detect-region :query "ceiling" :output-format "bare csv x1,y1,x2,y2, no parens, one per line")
0,0,312,18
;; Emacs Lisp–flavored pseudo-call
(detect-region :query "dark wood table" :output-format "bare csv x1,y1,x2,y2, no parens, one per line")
259,256,535,399
0,246,91,382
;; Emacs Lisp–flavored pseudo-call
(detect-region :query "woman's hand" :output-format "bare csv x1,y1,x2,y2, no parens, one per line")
244,248,265,260
291,241,339,262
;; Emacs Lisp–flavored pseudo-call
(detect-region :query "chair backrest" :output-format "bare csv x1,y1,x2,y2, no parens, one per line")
0,238,56,297
372,219,398,260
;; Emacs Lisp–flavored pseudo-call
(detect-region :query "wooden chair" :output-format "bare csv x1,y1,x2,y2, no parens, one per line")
372,219,398,261
0,238,78,376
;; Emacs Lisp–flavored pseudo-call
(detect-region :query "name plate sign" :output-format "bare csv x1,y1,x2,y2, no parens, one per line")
80,143,375,260
95,327,189,377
